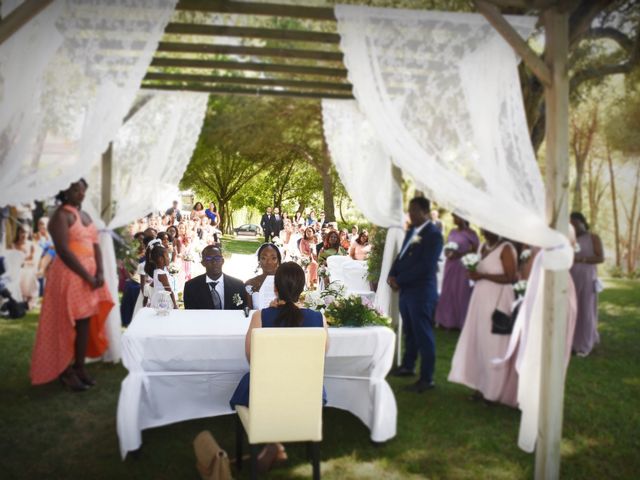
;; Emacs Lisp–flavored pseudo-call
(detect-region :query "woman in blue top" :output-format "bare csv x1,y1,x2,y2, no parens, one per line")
230,261,328,472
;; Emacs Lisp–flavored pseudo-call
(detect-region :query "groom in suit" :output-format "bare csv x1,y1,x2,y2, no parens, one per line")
388,197,443,392
184,245,247,310
260,206,274,243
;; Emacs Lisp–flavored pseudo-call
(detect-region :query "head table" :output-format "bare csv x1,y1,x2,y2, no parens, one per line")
117,308,397,458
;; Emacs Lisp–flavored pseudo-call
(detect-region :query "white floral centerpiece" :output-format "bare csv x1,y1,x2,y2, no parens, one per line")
303,281,346,311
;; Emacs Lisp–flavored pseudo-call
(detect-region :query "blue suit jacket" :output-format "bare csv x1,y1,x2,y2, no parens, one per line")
389,222,443,300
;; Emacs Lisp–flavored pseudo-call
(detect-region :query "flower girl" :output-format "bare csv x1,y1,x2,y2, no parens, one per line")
145,243,178,310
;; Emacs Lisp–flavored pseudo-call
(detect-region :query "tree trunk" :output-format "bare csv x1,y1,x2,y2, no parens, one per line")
572,166,584,212
319,136,336,222
606,145,621,268
338,194,346,225
626,163,640,273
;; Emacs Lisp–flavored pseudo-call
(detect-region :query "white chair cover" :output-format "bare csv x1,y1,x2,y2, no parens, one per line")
326,255,351,284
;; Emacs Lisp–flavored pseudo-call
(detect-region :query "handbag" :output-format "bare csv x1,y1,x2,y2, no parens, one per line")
491,286,516,335
193,431,232,480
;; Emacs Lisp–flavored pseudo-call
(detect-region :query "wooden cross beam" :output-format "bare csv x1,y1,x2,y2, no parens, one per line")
175,0,336,21
164,23,341,44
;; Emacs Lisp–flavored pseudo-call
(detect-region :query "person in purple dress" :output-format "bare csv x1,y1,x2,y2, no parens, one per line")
435,214,479,329
570,212,604,357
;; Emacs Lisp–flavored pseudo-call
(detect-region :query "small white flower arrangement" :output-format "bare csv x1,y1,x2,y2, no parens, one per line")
272,236,284,247
444,241,459,251
513,280,528,297
245,285,254,295
232,293,243,307
461,253,480,272
318,265,328,277
520,249,532,261
300,255,311,267
409,235,422,246
182,252,195,262
167,262,180,275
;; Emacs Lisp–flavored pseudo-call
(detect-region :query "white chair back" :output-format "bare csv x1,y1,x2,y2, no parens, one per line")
342,260,371,294
245,328,326,443
326,255,350,283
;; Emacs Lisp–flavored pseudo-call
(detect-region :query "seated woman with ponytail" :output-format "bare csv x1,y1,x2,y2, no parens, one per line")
229,261,328,472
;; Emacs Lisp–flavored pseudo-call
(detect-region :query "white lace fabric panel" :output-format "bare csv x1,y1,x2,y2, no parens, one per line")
322,99,405,316
86,91,209,230
335,5,571,269
0,0,177,205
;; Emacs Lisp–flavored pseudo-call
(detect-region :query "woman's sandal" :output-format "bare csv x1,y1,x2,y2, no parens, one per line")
59,368,90,392
73,366,96,387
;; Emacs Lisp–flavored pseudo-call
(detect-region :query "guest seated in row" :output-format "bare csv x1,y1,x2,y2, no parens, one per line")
349,230,371,261
230,261,328,472
245,243,282,309
183,245,246,310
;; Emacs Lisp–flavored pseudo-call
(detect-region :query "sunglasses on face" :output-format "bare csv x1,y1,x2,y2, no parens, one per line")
203,255,224,263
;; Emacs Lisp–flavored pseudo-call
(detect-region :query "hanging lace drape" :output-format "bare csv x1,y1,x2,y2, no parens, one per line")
334,4,573,453
84,91,208,363
0,0,178,206
322,99,404,318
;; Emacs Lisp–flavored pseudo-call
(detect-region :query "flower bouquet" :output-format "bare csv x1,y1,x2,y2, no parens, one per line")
513,280,528,297
318,265,328,277
461,253,480,271
325,295,390,327
272,236,284,248
444,241,459,252
461,253,480,287
182,252,195,262
300,255,311,268
167,262,180,275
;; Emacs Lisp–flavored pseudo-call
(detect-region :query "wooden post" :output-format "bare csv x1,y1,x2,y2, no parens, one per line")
101,143,113,225
391,164,403,365
536,7,570,480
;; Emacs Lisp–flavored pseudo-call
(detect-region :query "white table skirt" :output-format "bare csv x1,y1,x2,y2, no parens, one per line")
117,308,397,458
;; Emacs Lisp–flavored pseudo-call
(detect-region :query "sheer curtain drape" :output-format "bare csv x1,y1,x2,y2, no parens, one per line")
322,100,404,317
0,0,177,206
334,4,572,452
85,91,208,362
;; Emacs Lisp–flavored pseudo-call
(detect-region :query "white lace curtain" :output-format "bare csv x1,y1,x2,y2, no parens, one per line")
332,4,573,453
0,0,177,206
322,100,404,318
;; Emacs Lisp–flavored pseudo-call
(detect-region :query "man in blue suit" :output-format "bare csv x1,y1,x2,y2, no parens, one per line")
388,197,443,393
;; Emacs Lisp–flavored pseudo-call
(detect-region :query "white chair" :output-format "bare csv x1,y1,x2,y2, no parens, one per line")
342,260,373,295
235,328,327,480
326,255,350,284
1,249,25,302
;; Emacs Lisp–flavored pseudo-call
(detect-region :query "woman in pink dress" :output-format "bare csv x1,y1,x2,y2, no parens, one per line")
435,214,479,329
570,212,604,356
448,230,518,407
30,180,113,391
299,226,319,289
349,231,372,260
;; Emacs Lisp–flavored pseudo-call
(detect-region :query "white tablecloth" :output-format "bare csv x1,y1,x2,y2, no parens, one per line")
117,308,397,458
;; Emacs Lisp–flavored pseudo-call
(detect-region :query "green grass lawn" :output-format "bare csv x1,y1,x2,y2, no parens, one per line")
221,235,262,257
0,279,638,479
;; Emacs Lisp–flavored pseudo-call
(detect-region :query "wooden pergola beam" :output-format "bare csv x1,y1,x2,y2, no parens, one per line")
150,57,348,77
175,0,336,21
164,23,341,44
141,82,353,100
476,0,552,86
157,41,343,62
144,72,352,92
0,0,53,46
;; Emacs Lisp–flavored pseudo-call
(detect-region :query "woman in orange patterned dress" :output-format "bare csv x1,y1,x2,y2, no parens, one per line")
30,179,113,391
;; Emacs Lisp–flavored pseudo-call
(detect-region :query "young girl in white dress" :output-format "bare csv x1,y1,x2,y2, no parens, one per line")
145,243,178,310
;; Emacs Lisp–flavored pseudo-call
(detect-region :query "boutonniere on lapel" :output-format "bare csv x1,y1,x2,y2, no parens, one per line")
409,235,422,246
233,293,243,306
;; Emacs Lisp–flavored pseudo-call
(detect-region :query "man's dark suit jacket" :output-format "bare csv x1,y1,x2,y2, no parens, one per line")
389,222,443,302
260,213,273,236
183,273,247,310
271,215,284,236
